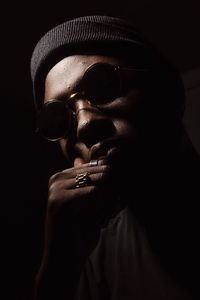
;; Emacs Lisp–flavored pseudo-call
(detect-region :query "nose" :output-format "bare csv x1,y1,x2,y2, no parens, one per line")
74,100,115,148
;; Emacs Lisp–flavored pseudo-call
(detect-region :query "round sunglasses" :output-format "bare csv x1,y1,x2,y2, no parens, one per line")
37,62,148,141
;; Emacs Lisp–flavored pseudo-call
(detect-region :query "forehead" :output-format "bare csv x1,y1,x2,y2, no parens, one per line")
44,55,122,101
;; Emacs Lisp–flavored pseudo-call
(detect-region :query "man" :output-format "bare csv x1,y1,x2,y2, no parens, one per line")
30,15,199,299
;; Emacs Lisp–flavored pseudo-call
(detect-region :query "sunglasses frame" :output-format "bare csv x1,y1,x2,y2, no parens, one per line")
37,62,149,141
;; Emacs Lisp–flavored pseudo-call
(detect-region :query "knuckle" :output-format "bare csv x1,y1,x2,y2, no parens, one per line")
102,164,111,174
97,167,110,182
98,172,106,181
48,172,60,186
48,181,60,194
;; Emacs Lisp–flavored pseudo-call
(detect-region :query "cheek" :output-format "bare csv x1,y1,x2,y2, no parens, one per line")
59,139,68,157
113,118,145,163
58,138,77,166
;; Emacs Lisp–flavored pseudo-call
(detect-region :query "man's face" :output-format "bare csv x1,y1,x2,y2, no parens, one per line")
44,55,146,175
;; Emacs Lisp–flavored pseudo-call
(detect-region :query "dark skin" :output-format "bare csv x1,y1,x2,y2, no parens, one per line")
34,55,197,299
34,54,147,299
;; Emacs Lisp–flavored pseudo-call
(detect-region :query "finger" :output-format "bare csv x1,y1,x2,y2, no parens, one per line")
49,169,111,191
49,163,110,185
74,157,85,167
89,156,108,166
64,157,109,173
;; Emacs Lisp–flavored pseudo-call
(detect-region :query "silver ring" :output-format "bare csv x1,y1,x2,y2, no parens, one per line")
75,172,90,188
89,160,99,167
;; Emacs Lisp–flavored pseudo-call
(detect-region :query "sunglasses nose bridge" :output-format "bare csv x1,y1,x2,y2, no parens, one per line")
67,92,92,110
73,97,93,112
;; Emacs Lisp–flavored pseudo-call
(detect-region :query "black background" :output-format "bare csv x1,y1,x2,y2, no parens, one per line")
1,1,200,299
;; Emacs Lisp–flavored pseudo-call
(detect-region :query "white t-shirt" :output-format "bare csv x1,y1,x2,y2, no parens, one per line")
75,207,192,300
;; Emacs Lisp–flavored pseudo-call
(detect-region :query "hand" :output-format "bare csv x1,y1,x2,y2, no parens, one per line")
45,158,119,257
34,158,121,299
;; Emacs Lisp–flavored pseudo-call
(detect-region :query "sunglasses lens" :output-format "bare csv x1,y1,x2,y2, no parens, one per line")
37,100,73,140
82,63,120,104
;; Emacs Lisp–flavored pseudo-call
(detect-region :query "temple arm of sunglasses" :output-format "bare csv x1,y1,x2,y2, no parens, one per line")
116,66,149,73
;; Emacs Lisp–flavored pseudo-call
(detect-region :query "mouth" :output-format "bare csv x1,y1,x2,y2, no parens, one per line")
90,139,121,162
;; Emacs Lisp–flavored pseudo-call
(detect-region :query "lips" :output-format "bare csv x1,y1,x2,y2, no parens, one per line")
90,139,121,162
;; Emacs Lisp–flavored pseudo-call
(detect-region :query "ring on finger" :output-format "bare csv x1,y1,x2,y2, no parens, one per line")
89,160,99,167
75,172,91,188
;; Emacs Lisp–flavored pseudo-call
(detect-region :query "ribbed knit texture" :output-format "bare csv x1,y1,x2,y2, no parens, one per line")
30,15,185,113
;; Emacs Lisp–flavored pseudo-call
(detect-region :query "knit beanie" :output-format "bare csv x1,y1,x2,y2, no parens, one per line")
30,15,185,113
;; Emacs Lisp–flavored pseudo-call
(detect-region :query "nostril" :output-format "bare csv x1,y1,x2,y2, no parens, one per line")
77,118,115,148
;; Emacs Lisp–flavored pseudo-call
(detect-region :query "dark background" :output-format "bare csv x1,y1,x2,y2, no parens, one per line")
1,1,200,299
